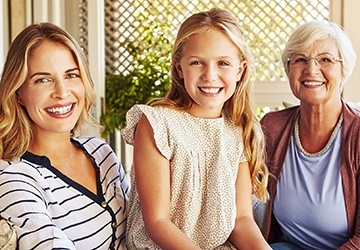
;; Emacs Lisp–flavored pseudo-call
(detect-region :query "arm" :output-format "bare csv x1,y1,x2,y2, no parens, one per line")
338,171,360,250
133,116,201,250
229,161,272,250
0,165,76,249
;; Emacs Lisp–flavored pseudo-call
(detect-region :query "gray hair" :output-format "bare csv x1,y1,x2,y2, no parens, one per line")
282,20,356,84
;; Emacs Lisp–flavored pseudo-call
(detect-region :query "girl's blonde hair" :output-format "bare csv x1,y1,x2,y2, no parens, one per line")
0,22,97,161
151,8,268,201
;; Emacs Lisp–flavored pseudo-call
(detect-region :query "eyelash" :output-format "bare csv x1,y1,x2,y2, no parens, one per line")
190,61,230,66
33,73,80,84
34,78,51,84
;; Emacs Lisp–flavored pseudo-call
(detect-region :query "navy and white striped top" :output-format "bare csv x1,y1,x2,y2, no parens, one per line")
0,136,129,250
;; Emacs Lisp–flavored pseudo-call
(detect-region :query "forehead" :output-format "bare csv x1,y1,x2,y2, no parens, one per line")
27,41,77,70
295,39,340,56
182,30,239,57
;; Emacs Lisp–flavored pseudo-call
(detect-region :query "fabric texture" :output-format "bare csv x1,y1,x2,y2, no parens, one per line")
0,137,129,250
261,101,360,249
0,218,16,250
274,126,348,248
121,105,246,250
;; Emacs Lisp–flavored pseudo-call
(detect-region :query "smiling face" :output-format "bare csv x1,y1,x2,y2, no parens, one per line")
287,39,344,106
175,30,246,118
17,40,85,137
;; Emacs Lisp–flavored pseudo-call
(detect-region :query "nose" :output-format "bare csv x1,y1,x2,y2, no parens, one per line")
308,56,320,66
202,65,218,82
51,79,70,99
304,57,320,74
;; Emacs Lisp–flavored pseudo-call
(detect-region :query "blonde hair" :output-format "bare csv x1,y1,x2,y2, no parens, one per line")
0,22,96,161
151,8,268,201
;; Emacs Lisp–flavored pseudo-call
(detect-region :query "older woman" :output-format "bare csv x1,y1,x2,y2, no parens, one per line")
261,20,359,249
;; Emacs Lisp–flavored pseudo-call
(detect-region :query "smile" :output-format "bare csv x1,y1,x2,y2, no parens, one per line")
302,81,323,86
198,87,223,94
46,104,73,114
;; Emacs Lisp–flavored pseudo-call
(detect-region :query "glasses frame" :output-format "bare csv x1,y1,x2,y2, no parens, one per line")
287,54,343,68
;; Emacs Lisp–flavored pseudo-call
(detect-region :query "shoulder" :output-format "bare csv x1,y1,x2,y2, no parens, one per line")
342,102,360,141
72,136,114,156
343,102,360,122
73,136,109,148
342,102,360,137
121,105,178,144
0,158,45,188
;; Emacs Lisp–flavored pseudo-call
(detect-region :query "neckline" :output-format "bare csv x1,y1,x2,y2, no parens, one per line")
294,113,343,158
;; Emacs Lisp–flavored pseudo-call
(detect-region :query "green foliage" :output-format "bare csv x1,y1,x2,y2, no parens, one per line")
100,17,172,137
256,105,284,120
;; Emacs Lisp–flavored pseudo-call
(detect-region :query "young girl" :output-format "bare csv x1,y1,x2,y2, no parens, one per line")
121,8,270,249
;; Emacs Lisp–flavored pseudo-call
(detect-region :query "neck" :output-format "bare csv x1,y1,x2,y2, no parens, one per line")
297,101,343,154
299,99,342,133
28,132,73,158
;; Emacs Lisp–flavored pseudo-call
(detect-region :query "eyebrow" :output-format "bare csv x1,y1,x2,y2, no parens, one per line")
29,67,80,79
186,55,237,60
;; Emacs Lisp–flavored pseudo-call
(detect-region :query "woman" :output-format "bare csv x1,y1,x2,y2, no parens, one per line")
0,23,129,249
121,8,270,250
261,20,359,249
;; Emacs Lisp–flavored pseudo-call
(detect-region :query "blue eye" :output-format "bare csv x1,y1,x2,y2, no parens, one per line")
34,78,51,84
219,61,230,66
67,73,80,79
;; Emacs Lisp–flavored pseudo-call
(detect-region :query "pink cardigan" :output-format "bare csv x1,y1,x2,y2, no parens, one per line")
261,102,360,249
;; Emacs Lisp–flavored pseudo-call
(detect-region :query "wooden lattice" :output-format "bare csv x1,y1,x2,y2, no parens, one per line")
78,0,89,57
81,0,329,81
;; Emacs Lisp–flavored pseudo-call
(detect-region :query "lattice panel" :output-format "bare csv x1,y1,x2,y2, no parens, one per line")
78,0,88,57
82,0,330,81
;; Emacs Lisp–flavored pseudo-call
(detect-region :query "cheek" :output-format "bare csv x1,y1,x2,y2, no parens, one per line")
18,89,41,109
74,83,86,100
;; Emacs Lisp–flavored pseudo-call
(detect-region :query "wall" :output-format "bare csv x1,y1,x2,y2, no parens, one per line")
342,1,360,102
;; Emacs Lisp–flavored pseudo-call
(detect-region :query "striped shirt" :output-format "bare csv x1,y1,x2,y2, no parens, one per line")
0,137,129,250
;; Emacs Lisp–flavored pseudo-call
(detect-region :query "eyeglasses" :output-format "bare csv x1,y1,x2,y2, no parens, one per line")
287,54,343,68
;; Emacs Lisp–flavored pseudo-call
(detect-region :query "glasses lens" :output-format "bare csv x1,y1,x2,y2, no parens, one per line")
289,55,342,67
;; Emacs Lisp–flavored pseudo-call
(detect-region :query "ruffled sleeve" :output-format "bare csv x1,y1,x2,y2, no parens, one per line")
121,105,172,160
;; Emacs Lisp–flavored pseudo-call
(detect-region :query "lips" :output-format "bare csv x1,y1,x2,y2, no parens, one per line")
46,104,73,115
198,87,223,94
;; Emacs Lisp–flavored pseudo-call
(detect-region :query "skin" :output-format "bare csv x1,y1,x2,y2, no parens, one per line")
176,30,246,118
17,40,96,193
287,39,344,153
134,30,271,249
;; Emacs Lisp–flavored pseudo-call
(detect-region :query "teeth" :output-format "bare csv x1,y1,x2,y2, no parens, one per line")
303,81,323,86
199,87,221,94
46,104,72,114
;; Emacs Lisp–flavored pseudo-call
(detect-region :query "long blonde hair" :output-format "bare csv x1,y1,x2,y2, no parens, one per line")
0,22,96,161
151,8,268,201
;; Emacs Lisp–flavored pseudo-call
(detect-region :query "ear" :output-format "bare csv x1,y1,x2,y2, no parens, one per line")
175,62,184,79
237,60,247,82
16,92,23,105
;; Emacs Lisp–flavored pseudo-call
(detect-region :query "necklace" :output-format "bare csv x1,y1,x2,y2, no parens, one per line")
294,113,343,158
